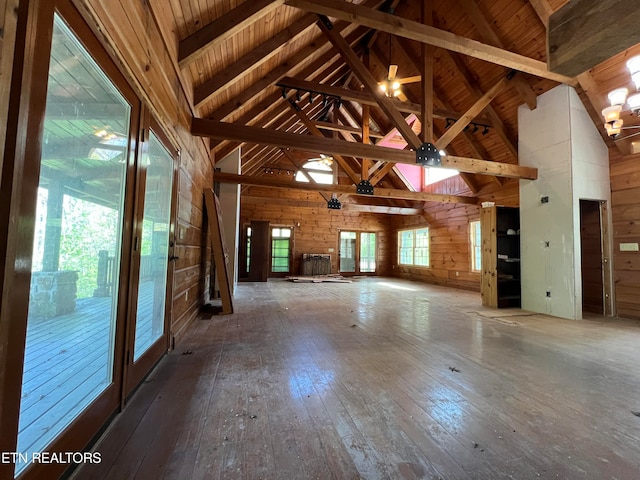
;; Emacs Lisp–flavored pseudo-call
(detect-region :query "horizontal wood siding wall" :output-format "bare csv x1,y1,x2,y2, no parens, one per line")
74,0,214,340
610,152,640,319
390,178,519,291
240,187,392,276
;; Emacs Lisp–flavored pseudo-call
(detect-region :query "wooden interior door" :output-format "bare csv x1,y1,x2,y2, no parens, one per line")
580,199,604,315
249,220,270,281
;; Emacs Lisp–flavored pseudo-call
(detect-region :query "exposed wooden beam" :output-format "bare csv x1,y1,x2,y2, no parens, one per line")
391,37,498,191
281,148,330,201
316,16,422,149
442,49,518,158
215,172,477,204
435,75,510,150
286,100,361,184
212,54,349,155
285,0,576,85
548,0,640,77
179,0,284,69
242,194,423,214
421,0,434,144
192,119,538,180
209,26,367,122
456,0,537,110
278,76,494,125
314,120,383,139
528,0,553,27
194,13,316,107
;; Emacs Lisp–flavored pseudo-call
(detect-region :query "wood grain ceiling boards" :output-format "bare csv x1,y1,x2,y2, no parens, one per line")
153,0,640,206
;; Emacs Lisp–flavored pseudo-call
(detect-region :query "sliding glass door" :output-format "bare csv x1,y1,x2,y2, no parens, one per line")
339,231,377,275
17,13,132,474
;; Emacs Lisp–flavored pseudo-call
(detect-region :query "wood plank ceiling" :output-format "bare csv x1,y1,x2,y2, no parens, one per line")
154,0,640,211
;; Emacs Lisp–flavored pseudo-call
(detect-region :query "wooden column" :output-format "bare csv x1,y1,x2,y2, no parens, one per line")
42,181,64,272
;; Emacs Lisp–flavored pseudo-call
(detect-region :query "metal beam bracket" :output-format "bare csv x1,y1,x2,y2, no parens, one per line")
356,179,374,195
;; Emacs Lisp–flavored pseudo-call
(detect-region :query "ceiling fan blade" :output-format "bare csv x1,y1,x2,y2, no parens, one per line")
397,75,422,85
397,91,409,102
388,64,398,80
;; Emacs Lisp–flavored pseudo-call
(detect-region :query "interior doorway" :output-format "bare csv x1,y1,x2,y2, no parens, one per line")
579,199,605,315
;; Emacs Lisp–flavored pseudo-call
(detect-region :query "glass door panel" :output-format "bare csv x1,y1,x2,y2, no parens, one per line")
18,14,130,473
339,231,357,272
360,232,377,273
271,227,291,274
133,132,173,361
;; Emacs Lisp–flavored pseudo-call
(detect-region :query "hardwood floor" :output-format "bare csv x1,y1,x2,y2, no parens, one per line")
74,278,640,479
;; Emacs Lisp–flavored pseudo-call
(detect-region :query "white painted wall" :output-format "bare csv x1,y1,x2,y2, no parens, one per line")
216,148,241,294
519,85,610,319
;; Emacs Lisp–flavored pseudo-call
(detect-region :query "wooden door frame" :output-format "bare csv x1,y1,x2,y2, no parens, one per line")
123,111,179,398
0,1,142,478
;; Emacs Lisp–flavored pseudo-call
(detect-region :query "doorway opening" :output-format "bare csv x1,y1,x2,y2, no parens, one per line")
339,231,377,275
579,199,606,315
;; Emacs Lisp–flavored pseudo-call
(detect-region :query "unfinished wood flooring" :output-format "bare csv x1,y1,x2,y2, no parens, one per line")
74,278,640,479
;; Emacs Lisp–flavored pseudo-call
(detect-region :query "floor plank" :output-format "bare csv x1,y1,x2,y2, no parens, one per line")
74,278,640,479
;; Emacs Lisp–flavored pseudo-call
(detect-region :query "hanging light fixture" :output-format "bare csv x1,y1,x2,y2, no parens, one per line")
602,55,640,138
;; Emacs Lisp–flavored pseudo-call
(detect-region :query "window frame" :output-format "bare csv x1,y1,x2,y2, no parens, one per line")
397,227,430,268
470,220,482,273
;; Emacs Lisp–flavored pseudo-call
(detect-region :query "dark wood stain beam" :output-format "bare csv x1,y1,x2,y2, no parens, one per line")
192,119,539,180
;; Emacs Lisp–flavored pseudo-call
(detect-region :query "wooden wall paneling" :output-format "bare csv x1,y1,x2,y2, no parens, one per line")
610,153,640,319
241,196,392,276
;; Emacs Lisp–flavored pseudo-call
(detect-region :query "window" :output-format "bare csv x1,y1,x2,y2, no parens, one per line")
470,220,482,272
398,228,429,267
295,157,335,184
424,167,458,186
271,227,292,273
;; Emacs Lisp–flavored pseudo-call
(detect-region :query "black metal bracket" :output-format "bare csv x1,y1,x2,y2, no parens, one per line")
416,142,441,167
356,179,374,195
328,197,342,209
318,15,333,30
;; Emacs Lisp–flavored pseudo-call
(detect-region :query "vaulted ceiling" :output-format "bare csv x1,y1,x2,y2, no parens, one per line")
160,0,640,209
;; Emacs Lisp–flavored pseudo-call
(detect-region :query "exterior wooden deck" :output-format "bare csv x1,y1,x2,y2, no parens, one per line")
75,278,640,479
18,281,155,457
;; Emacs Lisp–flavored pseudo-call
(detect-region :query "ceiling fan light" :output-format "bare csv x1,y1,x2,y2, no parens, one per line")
628,93,640,113
608,88,628,106
602,105,622,123
379,83,387,92
392,81,400,91
631,72,640,90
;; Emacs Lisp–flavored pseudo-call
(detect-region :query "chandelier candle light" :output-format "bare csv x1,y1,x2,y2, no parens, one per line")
602,55,640,137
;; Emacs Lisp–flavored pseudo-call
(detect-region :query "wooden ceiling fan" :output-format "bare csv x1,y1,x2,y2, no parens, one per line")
379,64,421,98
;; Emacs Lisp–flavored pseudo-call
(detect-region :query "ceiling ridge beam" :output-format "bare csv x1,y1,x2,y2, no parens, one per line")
179,0,285,69
192,119,538,180
285,0,576,85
